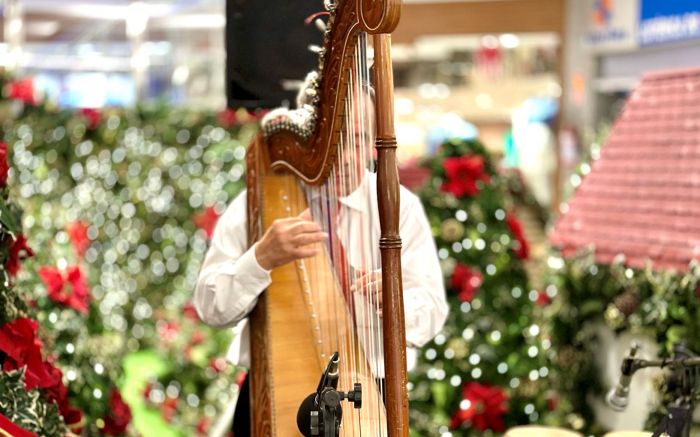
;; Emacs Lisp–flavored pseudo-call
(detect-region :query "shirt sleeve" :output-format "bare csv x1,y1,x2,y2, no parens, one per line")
399,188,449,348
194,190,272,328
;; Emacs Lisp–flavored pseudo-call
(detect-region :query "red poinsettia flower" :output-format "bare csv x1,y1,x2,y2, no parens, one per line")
217,108,238,129
41,365,84,431
0,412,39,437
0,317,60,390
0,318,83,427
7,78,36,105
505,213,530,260
0,142,8,188
38,265,90,314
102,389,132,436
67,221,90,259
440,155,490,198
0,317,43,366
80,108,102,130
6,234,34,277
193,206,220,239
451,382,508,432
449,264,483,302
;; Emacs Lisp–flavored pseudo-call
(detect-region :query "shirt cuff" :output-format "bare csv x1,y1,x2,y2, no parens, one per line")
235,243,272,287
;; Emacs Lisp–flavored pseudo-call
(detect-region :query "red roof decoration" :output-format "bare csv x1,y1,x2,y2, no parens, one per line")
550,67,700,271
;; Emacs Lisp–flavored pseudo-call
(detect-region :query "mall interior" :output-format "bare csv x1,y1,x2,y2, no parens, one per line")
1,1,699,436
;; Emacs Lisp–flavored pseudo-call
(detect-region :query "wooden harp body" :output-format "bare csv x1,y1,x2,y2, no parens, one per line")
245,0,407,435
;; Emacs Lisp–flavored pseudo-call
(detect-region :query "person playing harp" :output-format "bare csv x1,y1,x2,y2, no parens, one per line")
194,0,447,435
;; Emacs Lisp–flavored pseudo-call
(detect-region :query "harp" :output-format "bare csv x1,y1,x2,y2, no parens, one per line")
245,0,407,435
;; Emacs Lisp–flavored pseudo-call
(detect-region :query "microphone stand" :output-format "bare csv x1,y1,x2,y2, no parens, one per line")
298,352,363,437
607,343,700,437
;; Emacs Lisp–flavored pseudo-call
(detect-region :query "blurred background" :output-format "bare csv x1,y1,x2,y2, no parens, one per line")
1,0,700,436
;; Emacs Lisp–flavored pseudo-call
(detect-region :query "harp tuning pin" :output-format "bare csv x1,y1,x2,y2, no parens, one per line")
314,18,327,33
324,0,336,12
308,44,323,54
305,88,317,98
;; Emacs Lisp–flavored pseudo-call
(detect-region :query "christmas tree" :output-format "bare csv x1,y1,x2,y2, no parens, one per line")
409,138,554,436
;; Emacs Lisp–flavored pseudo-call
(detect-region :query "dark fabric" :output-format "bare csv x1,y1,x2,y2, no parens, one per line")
232,376,251,437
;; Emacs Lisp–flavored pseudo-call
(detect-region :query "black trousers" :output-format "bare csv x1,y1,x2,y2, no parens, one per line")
232,376,251,437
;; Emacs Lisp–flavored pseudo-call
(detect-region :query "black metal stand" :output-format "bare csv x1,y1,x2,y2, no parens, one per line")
608,343,700,437
297,352,363,437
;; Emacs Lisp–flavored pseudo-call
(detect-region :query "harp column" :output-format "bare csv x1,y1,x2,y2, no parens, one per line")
373,33,409,437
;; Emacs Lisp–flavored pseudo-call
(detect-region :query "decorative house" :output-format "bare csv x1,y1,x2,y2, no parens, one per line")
551,67,700,271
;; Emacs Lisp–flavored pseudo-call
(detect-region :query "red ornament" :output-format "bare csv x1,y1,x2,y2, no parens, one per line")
440,155,490,198
7,78,36,105
156,320,180,344
193,206,220,239
505,213,530,260
196,417,210,436
536,291,551,306
67,221,90,259
142,383,153,401
209,357,228,374
160,398,178,424
235,371,247,389
189,331,205,346
546,391,559,411
102,389,132,436
0,142,8,188
183,302,200,322
451,382,508,432
217,108,238,129
6,234,34,277
38,265,91,314
79,108,102,130
450,264,483,302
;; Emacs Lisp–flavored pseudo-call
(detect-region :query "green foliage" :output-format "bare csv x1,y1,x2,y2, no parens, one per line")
409,138,553,436
547,249,700,434
0,370,66,437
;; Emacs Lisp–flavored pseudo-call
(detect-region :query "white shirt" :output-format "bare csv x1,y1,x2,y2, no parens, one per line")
194,172,448,368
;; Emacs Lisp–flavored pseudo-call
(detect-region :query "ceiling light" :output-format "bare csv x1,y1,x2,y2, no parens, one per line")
499,33,520,49
26,21,59,37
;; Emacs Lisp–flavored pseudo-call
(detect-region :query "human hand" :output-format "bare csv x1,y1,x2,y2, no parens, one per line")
255,209,327,270
351,270,383,317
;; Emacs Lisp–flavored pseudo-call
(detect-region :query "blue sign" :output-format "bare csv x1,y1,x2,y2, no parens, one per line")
640,0,700,45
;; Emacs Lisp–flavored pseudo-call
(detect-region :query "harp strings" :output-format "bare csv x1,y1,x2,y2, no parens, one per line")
303,31,387,436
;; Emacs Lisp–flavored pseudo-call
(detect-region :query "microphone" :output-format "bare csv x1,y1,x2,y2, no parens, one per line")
607,345,639,412
606,372,632,411
298,352,341,437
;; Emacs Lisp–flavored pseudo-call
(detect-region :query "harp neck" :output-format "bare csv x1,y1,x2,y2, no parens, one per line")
262,0,401,185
